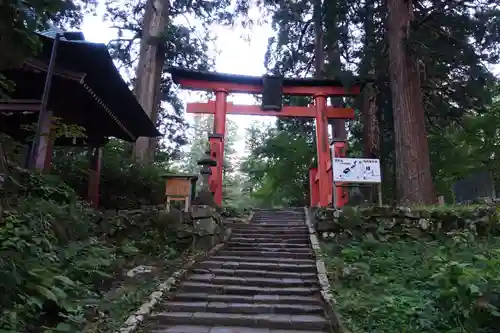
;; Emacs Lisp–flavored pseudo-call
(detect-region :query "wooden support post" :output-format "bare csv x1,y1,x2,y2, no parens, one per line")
33,110,55,173
309,168,319,206
333,141,348,208
314,94,331,207
213,89,228,206
29,34,60,170
87,145,103,209
43,130,56,173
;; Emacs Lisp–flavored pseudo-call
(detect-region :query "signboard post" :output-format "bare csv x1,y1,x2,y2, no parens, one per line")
331,155,382,208
162,174,198,212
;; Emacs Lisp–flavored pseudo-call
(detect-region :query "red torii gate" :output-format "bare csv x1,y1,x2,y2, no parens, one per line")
168,68,363,207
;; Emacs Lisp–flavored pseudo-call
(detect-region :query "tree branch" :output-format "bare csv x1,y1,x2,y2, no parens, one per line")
412,0,469,31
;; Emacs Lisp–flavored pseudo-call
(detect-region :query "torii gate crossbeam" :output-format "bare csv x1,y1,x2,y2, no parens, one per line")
169,67,364,207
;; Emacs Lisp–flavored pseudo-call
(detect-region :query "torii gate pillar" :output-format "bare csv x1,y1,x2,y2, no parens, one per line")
314,94,331,207
210,89,228,205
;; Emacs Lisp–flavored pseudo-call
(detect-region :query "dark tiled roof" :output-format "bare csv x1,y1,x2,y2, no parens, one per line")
34,29,161,140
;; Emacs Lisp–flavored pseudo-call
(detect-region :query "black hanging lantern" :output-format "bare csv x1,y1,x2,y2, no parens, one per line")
261,74,283,111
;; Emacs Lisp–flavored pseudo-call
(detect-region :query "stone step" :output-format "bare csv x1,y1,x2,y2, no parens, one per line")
159,301,324,315
253,212,304,218
231,228,309,234
252,216,304,219
210,256,314,265
238,222,306,226
231,229,309,240
252,220,305,223
187,274,317,288
171,292,323,306
191,268,317,279
148,312,329,331
151,326,327,333
217,250,314,259
226,242,311,249
250,222,305,225
247,225,306,229
231,231,309,236
254,211,303,215
179,281,319,296
229,237,310,243
229,237,310,245
223,246,312,254
197,260,317,273
253,214,304,218
252,217,304,220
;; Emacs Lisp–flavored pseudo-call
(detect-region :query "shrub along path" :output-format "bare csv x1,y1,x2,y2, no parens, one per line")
140,209,334,333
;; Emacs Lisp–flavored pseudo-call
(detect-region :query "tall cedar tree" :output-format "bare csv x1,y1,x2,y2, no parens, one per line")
386,0,435,204
133,0,170,162
254,0,499,204
106,0,248,162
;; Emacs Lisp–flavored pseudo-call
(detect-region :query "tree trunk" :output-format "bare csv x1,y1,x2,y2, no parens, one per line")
362,83,379,158
361,0,379,159
133,0,169,163
323,0,345,142
386,0,435,204
0,142,8,219
313,0,325,78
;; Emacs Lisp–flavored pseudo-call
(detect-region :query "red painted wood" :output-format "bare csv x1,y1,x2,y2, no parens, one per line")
309,168,319,207
187,101,355,119
177,79,361,96
333,141,349,208
314,95,331,207
213,90,228,206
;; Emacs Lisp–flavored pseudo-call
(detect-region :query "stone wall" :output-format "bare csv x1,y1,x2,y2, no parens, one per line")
311,205,500,241
191,204,228,251
98,205,228,250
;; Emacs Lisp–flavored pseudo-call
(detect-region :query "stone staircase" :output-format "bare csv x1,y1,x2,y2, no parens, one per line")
142,209,332,333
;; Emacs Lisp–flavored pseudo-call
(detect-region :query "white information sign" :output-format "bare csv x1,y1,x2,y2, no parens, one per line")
332,158,381,183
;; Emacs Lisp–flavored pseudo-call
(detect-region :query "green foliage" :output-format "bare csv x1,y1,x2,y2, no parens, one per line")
253,0,500,204
240,120,315,207
52,140,169,209
220,205,252,218
323,235,500,333
0,168,186,332
430,86,500,200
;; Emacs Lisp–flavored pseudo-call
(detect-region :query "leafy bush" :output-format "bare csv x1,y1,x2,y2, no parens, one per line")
323,227,500,332
51,140,168,209
0,134,170,210
220,205,252,218
0,168,187,332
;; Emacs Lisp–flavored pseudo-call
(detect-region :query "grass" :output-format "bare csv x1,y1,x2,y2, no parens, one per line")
322,233,500,333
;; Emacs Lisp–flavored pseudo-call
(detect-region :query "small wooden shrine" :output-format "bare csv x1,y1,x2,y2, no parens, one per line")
0,28,160,207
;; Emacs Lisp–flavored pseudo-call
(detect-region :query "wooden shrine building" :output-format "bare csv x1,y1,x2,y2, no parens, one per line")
0,28,160,207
